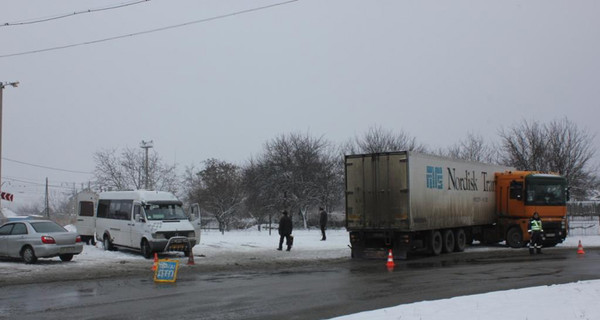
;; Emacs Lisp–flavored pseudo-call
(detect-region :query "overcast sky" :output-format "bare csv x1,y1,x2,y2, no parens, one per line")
1,0,599,208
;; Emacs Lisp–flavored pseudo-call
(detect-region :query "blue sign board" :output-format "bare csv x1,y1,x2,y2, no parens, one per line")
154,259,180,283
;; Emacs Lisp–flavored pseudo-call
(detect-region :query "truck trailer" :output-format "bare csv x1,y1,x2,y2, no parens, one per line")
345,151,568,259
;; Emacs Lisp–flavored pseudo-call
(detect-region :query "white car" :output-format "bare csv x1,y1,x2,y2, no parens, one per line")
0,220,83,264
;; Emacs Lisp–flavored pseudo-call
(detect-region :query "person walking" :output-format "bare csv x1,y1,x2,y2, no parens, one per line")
528,211,544,254
277,210,293,251
319,207,328,241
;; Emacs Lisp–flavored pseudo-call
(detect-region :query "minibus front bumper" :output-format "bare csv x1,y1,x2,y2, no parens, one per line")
149,236,196,253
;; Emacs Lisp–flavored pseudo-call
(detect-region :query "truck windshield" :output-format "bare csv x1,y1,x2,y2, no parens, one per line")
144,203,187,221
525,176,567,206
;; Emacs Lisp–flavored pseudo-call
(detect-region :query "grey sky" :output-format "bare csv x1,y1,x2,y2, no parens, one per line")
1,0,599,208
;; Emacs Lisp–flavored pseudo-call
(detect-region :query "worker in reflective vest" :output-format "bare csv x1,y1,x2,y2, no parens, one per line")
528,212,544,254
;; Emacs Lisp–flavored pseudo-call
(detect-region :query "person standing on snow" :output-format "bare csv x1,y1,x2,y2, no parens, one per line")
528,211,544,254
277,210,293,251
319,207,328,241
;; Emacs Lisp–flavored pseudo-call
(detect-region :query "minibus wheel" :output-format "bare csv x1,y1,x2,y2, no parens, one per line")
141,239,152,259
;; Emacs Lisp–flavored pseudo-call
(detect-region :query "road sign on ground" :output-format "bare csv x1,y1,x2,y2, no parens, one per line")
153,259,180,283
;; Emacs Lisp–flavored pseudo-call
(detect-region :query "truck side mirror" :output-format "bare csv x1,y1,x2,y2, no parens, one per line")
566,188,571,202
509,181,523,201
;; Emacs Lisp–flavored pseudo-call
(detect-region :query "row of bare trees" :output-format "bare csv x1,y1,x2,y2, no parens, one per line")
87,118,597,230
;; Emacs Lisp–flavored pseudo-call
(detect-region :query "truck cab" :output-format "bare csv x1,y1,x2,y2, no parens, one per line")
496,171,568,248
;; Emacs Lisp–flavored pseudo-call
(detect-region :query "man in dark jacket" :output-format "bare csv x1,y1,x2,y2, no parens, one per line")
528,211,544,254
278,210,293,251
319,207,328,241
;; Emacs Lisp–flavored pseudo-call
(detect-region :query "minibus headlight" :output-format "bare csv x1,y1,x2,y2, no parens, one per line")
188,231,196,238
152,233,165,239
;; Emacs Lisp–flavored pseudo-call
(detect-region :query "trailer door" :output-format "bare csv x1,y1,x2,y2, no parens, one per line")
346,156,366,229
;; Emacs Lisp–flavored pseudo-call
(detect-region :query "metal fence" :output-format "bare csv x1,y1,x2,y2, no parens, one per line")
567,201,600,236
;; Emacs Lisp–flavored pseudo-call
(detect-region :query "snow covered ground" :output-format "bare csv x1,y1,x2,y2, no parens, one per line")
1,228,599,319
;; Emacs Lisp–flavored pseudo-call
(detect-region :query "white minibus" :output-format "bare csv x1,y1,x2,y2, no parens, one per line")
93,191,197,258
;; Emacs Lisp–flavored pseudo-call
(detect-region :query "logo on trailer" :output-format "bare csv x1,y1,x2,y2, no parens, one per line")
426,166,443,189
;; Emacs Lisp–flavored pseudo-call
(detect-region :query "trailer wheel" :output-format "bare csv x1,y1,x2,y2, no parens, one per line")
430,231,443,256
506,227,524,248
442,230,455,253
454,229,467,252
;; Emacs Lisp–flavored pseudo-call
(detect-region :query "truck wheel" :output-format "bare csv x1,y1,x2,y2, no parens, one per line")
454,229,467,252
442,230,455,253
430,231,443,256
506,227,524,248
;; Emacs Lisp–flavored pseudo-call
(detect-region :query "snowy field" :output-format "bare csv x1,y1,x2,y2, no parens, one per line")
1,228,600,319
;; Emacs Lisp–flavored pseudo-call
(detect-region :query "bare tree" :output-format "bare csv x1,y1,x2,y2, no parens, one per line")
446,133,499,163
93,147,179,193
241,157,281,231
247,133,343,229
344,125,427,154
499,118,597,199
184,159,245,234
499,120,549,171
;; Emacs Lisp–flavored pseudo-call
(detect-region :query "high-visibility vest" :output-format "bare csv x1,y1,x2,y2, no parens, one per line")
531,219,543,231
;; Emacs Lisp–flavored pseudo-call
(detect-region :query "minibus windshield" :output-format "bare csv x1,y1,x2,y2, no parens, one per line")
144,203,187,220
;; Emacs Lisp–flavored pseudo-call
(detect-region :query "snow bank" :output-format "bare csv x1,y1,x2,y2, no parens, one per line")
331,280,600,320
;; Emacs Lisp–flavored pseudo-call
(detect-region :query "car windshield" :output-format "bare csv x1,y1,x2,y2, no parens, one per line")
30,221,67,233
144,203,187,221
526,177,567,206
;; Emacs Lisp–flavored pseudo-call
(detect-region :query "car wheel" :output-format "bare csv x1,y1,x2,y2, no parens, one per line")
141,239,152,259
59,254,74,262
22,246,38,264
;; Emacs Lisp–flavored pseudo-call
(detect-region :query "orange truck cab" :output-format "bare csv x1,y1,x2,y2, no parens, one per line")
495,171,568,248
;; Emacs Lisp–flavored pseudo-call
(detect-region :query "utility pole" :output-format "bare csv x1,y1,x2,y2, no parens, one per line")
0,81,19,215
45,177,50,218
140,140,153,190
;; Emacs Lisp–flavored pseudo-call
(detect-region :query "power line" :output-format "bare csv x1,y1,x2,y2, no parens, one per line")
3,175,92,186
1,0,150,28
2,157,93,174
0,0,299,59
3,176,81,190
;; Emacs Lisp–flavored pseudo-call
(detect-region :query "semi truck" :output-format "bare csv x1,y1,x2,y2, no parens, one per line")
345,151,568,259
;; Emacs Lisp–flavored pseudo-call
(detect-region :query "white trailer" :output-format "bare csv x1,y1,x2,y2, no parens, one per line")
346,151,512,259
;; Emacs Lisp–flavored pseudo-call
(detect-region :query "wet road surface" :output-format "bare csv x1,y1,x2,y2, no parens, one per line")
1,247,599,320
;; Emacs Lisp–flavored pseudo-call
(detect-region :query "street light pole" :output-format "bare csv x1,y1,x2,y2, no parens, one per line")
140,140,153,190
0,81,19,212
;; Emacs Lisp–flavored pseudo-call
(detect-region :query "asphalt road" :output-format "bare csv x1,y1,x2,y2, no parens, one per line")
1,247,599,320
